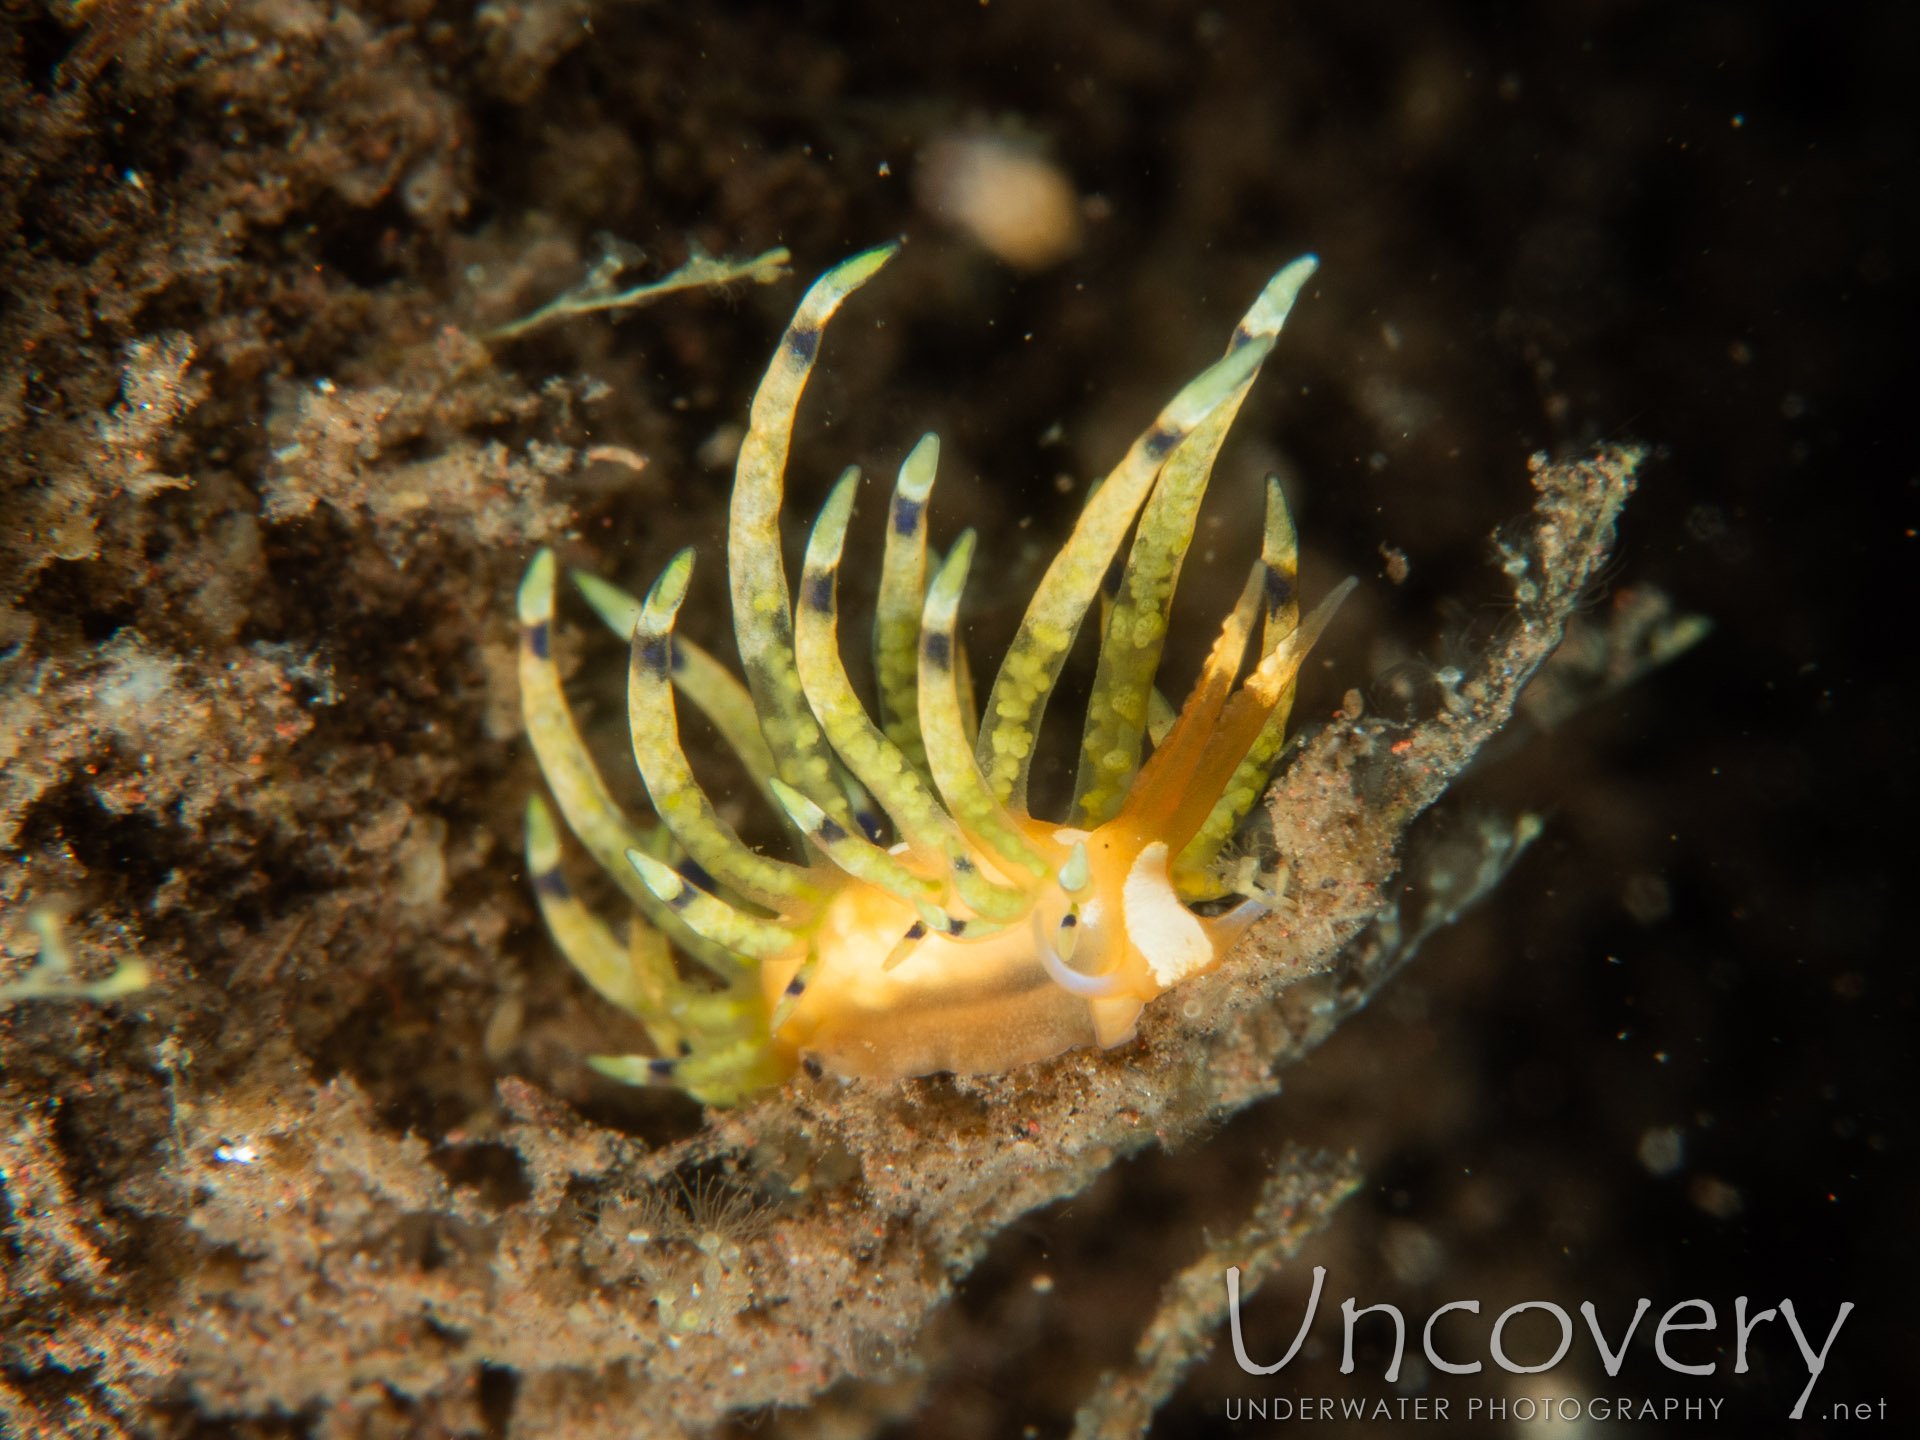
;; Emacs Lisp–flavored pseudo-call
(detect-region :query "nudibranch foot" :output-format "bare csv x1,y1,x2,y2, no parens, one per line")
519,245,1349,1102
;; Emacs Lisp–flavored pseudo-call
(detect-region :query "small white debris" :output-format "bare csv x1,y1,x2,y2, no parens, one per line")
917,133,1083,270
697,423,745,471
584,444,649,474
1637,1125,1685,1177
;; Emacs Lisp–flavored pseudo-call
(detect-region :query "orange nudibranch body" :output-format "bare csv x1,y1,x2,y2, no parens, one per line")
761,811,1266,1081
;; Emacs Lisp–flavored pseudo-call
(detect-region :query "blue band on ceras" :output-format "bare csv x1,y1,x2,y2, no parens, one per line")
851,802,887,846
636,635,671,675
675,857,719,893
804,572,835,615
770,955,818,1027
1263,566,1294,609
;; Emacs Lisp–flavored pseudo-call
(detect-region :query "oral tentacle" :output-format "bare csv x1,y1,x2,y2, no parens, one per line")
1031,907,1132,1000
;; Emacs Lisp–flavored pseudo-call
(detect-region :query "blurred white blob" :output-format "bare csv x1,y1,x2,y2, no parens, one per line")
1637,1124,1686,1177
916,133,1084,270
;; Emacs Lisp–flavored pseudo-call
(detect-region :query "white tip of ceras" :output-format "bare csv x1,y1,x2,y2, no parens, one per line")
626,849,685,905
517,548,557,625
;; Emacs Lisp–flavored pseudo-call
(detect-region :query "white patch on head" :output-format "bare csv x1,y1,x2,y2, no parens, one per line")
1051,827,1091,845
1122,841,1214,988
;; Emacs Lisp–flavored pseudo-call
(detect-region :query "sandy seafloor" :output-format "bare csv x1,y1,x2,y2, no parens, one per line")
0,1,1912,1436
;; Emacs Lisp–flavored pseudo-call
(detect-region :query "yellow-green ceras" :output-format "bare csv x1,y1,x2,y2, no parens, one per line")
517,244,1352,1106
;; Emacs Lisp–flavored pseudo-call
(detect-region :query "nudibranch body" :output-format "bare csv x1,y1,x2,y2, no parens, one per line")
518,244,1351,1105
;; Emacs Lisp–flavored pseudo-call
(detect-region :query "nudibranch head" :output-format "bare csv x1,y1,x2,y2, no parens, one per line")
517,245,1350,1104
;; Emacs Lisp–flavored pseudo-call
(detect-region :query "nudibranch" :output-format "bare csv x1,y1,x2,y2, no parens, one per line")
517,244,1352,1105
